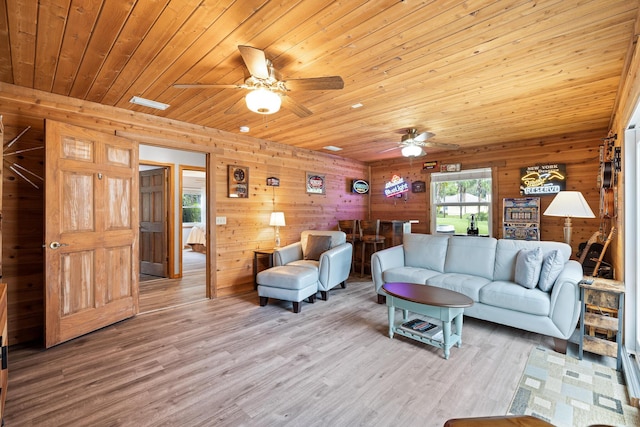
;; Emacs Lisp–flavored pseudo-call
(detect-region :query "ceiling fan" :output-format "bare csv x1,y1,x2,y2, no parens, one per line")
381,128,460,157
173,45,344,117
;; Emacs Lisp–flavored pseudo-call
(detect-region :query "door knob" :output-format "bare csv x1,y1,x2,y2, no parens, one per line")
49,242,69,249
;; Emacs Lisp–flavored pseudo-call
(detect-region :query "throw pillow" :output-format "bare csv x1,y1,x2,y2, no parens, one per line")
304,235,332,261
514,247,543,289
538,250,564,292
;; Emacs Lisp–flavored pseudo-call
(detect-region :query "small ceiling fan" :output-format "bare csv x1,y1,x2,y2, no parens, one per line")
173,45,344,117
381,128,460,157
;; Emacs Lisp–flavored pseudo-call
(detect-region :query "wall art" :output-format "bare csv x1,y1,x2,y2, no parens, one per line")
306,172,326,194
228,165,249,198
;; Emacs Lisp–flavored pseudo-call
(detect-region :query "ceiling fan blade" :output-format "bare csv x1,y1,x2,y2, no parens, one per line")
238,45,270,79
284,76,344,91
281,95,312,117
414,131,435,142
422,141,460,149
173,83,241,89
378,146,400,154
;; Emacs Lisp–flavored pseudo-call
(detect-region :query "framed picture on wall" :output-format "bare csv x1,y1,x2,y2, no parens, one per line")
228,165,249,198
306,172,326,194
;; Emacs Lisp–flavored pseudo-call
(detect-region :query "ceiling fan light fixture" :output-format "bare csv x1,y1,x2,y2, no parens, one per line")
245,88,281,114
401,144,423,157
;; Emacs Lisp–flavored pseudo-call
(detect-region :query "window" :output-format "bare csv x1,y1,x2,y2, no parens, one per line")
431,168,492,235
182,190,204,224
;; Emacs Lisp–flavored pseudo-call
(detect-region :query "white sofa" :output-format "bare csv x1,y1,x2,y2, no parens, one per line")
274,230,353,300
371,234,584,352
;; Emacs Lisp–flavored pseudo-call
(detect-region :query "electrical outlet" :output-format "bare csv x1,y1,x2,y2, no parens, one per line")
215,216,227,225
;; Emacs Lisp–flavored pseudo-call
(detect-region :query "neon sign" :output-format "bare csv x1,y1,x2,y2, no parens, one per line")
520,164,566,195
384,174,409,197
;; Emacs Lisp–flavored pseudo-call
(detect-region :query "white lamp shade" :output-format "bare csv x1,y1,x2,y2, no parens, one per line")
269,212,286,227
245,88,281,114
401,144,424,157
543,191,595,218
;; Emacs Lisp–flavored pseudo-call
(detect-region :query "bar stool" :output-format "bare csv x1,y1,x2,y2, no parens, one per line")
360,219,385,277
338,219,360,273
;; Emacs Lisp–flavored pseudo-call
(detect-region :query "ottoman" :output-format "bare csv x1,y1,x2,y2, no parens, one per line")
257,265,319,313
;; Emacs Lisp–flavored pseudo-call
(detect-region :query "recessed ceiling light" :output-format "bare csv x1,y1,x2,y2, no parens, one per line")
323,146,342,151
239,126,250,133
351,103,363,109
129,96,170,110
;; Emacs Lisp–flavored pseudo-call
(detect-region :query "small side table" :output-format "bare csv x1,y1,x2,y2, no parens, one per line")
253,249,275,289
579,277,625,370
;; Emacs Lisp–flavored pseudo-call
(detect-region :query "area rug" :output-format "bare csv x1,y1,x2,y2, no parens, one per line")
508,346,639,426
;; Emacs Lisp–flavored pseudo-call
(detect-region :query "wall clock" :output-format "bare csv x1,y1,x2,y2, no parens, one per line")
228,165,249,198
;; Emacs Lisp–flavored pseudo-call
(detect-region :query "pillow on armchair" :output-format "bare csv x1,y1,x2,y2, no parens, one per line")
304,235,332,261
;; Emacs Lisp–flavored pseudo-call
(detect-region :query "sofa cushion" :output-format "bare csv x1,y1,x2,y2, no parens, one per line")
479,280,551,316
514,247,543,288
444,236,497,280
382,267,442,286
403,233,449,272
538,249,564,292
288,259,320,270
493,239,571,282
304,235,332,260
426,273,491,302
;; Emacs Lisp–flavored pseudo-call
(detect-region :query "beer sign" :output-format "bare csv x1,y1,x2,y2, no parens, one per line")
384,174,409,197
520,164,566,195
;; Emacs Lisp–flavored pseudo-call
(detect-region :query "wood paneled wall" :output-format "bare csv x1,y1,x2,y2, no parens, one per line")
0,83,368,345
369,130,608,257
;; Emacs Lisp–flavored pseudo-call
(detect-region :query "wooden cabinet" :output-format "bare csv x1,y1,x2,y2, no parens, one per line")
579,278,624,370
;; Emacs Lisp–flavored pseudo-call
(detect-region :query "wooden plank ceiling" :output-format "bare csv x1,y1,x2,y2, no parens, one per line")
0,0,638,162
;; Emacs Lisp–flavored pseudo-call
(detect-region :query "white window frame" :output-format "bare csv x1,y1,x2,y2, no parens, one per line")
625,104,640,355
182,187,205,226
430,168,493,236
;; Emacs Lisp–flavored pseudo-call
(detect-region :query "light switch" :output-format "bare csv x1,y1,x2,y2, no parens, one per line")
216,216,227,225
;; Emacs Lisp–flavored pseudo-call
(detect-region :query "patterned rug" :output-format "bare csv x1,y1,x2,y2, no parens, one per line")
508,346,639,426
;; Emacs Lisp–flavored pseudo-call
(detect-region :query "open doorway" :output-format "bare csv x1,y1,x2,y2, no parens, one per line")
181,167,206,274
138,145,208,313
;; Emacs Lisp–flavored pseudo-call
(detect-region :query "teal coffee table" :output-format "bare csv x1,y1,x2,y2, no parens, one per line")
382,282,474,359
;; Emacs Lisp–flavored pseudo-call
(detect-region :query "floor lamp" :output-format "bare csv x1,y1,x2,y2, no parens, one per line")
543,191,595,246
270,212,286,248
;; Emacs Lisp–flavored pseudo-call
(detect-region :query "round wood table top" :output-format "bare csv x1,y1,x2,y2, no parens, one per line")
382,282,474,308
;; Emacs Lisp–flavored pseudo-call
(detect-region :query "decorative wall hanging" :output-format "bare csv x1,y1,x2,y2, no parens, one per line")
306,172,326,194
2,124,44,189
440,163,461,172
351,179,369,194
228,165,249,198
266,176,280,186
422,161,438,171
411,180,426,193
519,164,566,196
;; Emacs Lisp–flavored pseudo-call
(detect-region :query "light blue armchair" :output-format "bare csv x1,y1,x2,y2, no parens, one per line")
274,230,353,300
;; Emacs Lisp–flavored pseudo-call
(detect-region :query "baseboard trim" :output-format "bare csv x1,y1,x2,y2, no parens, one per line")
621,345,640,408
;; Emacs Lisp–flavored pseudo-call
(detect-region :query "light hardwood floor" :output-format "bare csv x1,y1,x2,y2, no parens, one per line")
5,277,558,427
139,249,207,313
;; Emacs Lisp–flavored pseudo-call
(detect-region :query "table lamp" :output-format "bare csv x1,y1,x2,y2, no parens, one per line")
543,191,595,246
269,212,286,248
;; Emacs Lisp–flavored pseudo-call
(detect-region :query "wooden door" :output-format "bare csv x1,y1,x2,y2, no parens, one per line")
44,120,139,348
139,168,168,277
